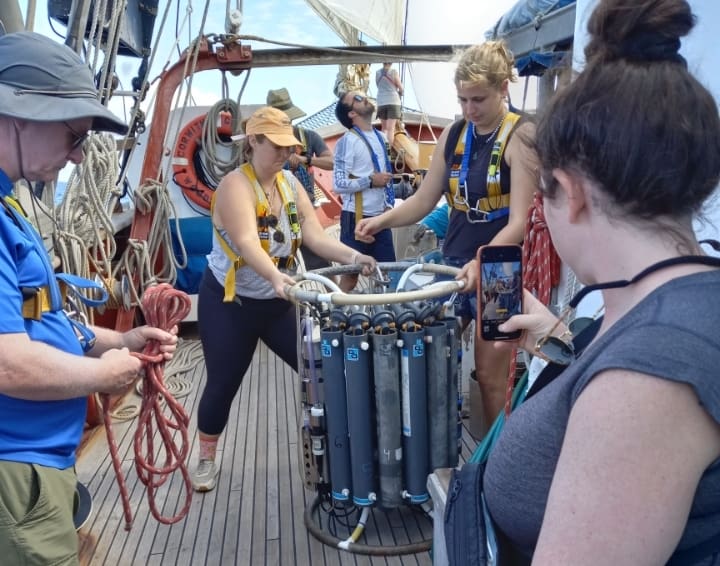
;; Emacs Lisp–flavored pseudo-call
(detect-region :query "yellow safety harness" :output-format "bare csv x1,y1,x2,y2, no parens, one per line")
211,163,302,303
445,111,521,222
0,196,67,319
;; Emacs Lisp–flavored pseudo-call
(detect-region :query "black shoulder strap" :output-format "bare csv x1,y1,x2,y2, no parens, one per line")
444,119,466,166
525,317,603,400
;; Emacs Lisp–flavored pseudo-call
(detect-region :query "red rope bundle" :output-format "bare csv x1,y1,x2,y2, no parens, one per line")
102,283,192,530
522,191,561,304
504,192,561,414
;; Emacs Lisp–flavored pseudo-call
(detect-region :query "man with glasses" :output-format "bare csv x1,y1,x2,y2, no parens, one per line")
333,91,396,292
0,32,179,564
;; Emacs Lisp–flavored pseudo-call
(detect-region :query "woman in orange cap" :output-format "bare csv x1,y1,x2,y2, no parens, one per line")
192,106,375,491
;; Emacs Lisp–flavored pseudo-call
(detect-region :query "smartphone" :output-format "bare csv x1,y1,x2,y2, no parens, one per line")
476,245,523,341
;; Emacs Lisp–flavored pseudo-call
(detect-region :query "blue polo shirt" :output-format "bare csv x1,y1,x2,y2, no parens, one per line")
0,169,87,469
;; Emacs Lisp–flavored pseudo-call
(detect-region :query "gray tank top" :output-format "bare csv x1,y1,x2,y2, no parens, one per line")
484,270,720,563
207,169,298,300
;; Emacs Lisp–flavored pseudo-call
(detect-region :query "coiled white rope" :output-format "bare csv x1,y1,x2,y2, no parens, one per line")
54,133,122,317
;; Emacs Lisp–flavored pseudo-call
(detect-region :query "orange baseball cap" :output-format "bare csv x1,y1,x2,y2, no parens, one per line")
232,106,301,146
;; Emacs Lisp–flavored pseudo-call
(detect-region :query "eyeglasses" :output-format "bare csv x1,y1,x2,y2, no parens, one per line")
64,121,89,151
534,306,603,365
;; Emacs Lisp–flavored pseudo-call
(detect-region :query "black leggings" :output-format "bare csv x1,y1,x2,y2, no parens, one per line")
197,269,298,435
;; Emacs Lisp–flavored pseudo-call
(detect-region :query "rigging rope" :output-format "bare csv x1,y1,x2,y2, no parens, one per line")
199,95,242,185
102,283,192,530
54,133,122,319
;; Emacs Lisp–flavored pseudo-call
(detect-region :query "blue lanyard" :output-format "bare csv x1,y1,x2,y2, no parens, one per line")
0,168,13,196
351,126,394,206
459,123,474,188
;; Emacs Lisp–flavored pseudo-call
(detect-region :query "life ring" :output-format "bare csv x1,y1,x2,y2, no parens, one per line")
171,111,233,210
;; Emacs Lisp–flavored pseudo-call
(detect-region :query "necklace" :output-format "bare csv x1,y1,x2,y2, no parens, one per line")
472,115,504,144
471,115,505,161
264,180,277,212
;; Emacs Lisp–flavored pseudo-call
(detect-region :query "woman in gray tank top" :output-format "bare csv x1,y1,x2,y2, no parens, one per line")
483,0,720,564
191,107,376,492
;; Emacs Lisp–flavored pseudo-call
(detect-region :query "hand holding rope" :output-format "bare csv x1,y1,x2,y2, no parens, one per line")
102,283,192,530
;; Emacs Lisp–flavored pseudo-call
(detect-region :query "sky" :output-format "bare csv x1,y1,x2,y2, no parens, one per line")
20,0,524,123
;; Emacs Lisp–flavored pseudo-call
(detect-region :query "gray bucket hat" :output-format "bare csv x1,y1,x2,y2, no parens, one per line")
266,88,306,121
0,32,128,135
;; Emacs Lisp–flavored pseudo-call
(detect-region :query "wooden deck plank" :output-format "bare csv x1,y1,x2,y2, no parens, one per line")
147,361,208,559
79,418,138,565
148,361,207,565
167,368,208,564
233,344,262,564
210,346,254,565
250,345,270,566
276,352,304,566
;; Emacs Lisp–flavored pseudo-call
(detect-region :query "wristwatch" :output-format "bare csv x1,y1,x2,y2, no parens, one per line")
368,174,374,187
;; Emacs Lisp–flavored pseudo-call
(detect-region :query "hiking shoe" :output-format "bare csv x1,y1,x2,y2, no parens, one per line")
192,459,218,492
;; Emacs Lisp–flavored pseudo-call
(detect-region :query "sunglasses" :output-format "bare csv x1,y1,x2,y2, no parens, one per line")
534,306,604,365
258,214,286,243
352,94,367,103
64,121,89,151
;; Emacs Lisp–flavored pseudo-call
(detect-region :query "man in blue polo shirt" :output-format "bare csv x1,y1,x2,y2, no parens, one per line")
0,32,178,564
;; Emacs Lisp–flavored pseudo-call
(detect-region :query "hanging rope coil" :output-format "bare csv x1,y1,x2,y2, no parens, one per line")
102,283,192,530
522,191,561,305
113,180,181,308
200,97,242,184
54,133,122,320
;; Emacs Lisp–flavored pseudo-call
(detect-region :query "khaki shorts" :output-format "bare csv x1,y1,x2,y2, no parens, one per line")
377,104,401,120
0,461,79,565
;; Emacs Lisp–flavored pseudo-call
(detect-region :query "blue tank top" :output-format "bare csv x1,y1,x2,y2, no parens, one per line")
442,119,514,260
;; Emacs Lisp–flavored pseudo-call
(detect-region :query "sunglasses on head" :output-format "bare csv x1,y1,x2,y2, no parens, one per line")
352,94,366,103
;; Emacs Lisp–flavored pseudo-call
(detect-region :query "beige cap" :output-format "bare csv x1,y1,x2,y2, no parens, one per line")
232,106,301,146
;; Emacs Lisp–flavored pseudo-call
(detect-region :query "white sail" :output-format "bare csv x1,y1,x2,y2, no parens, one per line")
304,0,405,45
404,0,521,119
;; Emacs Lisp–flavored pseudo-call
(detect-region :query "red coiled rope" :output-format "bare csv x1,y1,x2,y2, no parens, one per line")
522,191,561,305
504,192,561,414
102,283,192,530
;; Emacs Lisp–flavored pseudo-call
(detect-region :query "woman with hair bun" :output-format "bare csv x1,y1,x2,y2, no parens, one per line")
482,0,720,563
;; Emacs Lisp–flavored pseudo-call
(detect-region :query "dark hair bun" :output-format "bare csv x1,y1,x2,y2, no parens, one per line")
584,0,695,65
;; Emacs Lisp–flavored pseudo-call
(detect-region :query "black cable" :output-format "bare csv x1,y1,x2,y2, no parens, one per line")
304,495,432,556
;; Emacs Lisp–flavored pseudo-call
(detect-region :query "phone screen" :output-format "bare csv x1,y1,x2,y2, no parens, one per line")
477,245,523,340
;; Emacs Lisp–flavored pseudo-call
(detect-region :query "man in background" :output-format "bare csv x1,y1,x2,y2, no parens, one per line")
333,91,395,292
267,88,333,206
